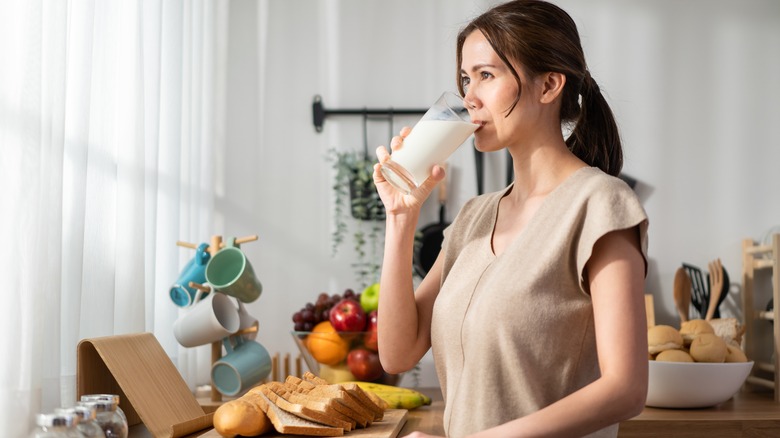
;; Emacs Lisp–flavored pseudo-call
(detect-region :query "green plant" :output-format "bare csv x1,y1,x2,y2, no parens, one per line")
327,149,385,288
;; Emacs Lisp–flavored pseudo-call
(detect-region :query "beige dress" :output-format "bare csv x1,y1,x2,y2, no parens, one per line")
431,167,649,438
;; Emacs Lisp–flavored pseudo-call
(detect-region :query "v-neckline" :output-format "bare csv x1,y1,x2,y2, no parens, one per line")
487,166,590,258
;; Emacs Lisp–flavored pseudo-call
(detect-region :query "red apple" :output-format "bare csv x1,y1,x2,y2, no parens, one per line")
363,310,378,351
329,298,367,332
347,348,383,381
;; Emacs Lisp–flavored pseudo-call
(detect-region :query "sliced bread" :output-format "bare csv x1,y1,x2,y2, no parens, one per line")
301,372,385,421
267,382,357,431
259,383,354,431
285,376,373,427
252,388,343,436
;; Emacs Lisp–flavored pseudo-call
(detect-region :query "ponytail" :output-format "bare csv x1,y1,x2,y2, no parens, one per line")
566,72,623,177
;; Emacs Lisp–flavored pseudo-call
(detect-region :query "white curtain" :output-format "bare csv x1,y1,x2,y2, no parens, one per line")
0,0,228,435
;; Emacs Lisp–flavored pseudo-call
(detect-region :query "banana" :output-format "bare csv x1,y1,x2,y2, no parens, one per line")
346,381,432,410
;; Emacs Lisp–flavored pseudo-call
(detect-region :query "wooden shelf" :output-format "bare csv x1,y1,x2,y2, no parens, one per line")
742,234,780,402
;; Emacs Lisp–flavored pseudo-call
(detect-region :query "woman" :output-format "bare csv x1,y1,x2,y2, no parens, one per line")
373,1,649,437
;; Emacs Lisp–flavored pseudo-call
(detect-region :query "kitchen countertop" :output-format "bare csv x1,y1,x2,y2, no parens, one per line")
129,388,780,437
405,388,780,438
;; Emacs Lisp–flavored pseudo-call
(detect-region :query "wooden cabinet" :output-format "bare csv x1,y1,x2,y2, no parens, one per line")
742,234,780,401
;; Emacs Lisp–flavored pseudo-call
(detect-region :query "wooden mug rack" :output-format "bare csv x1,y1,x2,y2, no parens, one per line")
175,234,260,402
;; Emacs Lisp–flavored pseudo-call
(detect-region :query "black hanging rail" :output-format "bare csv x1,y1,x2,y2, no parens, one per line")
312,95,427,133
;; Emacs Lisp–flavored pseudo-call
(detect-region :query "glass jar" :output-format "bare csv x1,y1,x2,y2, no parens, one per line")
56,406,105,438
79,394,126,425
77,400,127,438
30,412,83,438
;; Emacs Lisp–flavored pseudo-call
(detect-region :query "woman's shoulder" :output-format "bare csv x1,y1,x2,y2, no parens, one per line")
567,167,640,206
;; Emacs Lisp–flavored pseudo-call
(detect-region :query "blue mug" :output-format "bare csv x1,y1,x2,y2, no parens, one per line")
211,336,272,396
170,243,211,307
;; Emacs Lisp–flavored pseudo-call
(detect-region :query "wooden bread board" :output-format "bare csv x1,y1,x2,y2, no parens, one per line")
197,409,408,438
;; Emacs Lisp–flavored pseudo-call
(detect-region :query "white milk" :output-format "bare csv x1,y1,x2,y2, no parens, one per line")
381,119,478,193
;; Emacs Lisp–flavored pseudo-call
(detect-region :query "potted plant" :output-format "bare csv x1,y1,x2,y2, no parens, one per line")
327,148,385,288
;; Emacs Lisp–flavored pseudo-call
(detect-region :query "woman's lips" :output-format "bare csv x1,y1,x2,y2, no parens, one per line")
473,120,486,131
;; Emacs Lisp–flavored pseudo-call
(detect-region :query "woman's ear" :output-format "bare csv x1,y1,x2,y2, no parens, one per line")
539,72,566,103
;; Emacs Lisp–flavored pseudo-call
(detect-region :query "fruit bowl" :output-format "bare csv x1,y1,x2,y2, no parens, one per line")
291,330,402,386
646,360,754,408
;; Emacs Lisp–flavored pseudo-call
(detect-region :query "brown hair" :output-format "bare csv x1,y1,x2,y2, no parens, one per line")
456,0,622,176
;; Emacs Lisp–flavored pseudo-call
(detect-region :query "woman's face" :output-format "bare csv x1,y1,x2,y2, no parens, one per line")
460,30,540,152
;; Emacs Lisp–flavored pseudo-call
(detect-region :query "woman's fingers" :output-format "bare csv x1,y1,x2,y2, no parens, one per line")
375,145,391,163
415,165,445,197
390,126,412,152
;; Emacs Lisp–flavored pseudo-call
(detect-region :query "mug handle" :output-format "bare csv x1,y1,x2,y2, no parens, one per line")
226,236,238,249
188,282,211,305
195,242,211,265
222,333,245,354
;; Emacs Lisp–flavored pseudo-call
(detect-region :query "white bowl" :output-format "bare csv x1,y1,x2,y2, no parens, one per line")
646,360,754,408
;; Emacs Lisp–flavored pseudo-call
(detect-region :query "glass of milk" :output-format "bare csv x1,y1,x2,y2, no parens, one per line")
380,92,478,194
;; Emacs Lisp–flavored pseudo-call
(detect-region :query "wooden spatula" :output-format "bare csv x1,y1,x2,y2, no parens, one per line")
706,259,724,321
673,267,691,322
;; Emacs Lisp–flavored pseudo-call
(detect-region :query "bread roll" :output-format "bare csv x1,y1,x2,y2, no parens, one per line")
725,344,748,363
689,333,728,363
709,318,745,347
648,325,683,355
680,319,714,346
213,397,273,438
656,349,694,363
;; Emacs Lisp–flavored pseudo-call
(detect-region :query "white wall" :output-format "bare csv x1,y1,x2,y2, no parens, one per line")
219,0,780,387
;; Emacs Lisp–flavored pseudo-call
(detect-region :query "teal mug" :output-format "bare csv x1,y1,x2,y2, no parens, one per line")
211,336,272,396
170,243,211,307
205,237,262,303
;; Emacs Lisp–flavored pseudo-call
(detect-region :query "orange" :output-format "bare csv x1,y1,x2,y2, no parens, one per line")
306,321,349,366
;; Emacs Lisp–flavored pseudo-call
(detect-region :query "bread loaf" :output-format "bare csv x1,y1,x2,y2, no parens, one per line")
302,371,386,420
213,375,388,437
253,390,344,437
213,394,273,437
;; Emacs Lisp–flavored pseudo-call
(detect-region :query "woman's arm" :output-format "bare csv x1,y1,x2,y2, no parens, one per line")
470,226,648,437
373,130,446,374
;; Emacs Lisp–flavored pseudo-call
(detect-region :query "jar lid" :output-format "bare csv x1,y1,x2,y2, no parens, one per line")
80,394,120,404
36,412,79,427
78,399,115,412
56,406,96,421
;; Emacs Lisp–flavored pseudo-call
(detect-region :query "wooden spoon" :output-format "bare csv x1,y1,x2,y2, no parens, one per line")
673,267,691,322
705,259,723,321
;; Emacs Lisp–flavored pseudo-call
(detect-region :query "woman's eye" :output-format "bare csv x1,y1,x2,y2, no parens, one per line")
460,76,470,89
480,71,492,80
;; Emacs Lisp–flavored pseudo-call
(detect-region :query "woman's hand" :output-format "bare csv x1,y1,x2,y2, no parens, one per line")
373,126,445,216
402,433,444,438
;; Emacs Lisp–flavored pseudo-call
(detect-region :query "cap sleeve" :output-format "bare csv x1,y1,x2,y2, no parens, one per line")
576,177,649,292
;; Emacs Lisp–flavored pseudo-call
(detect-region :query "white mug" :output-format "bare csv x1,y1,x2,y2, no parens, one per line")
173,291,240,348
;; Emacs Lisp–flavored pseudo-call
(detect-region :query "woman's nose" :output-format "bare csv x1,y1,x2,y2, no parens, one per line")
463,89,479,110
